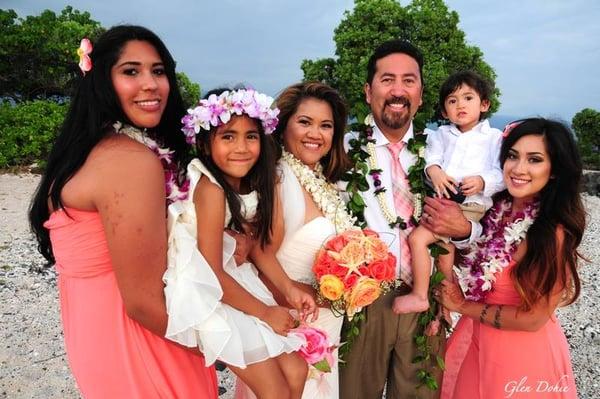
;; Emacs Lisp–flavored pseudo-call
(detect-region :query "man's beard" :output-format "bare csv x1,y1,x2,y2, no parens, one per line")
380,96,411,130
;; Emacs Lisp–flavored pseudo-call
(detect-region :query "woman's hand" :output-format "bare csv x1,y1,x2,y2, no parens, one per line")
285,284,319,322
436,279,467,313
260,305,296,336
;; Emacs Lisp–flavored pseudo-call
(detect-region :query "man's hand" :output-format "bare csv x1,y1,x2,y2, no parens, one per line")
461,175,484,196
419,197,471,239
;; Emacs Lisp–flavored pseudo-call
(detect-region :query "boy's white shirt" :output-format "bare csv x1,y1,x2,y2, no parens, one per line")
424,119,505,210
339,121,482,277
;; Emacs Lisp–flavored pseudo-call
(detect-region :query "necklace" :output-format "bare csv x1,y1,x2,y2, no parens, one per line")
342,115,428,229
281,149,356,232
455,197,540,301
113,122,189,205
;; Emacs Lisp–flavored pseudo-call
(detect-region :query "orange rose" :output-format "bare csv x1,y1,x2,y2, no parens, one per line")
319,274,345,301
343,273,359,289
367,258,396,282
325,234,349,252
315,250,349,279
362,228,379,237
342,229,364,239
338,240,366,268
364,236,390,262
347,276,381,311
313,250,336,279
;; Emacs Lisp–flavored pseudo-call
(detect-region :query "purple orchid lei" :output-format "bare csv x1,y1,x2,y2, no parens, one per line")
454,197,540,301
180,88,279,145
365,126,385,195
113,122,189,205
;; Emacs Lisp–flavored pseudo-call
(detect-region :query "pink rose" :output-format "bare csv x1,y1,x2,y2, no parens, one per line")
292,326,330,365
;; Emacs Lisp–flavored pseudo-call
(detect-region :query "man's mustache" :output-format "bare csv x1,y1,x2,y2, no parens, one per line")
384,96,411,108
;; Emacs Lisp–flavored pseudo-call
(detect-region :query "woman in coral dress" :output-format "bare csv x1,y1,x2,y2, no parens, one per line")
29,26,217,398
435,118,584,399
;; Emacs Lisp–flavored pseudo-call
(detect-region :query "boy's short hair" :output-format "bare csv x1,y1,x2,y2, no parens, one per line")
439,70,493,120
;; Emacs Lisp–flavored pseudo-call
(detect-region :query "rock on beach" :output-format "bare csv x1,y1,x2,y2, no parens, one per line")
1,173,598,398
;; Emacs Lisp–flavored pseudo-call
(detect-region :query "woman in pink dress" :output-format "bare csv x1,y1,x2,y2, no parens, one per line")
437,118,584,399
29,25,218,398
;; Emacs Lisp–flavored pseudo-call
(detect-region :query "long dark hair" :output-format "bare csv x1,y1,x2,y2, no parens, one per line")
273,82,351,182
29,25,189,264
498,118,585,310
195,88,277,248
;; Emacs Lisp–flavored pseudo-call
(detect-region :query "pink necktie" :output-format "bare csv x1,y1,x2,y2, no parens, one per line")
387,142,414,285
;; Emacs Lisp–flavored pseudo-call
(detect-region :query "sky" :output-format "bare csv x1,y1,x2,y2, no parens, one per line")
4,0,600,124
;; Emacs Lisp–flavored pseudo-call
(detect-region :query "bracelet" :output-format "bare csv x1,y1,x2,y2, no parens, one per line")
479,304,490,324
493,305,504,329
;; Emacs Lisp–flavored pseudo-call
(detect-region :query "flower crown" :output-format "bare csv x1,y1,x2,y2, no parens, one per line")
181,88,279,145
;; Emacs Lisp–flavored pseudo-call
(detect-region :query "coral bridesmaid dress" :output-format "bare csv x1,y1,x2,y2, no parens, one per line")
441,262,577,399
44,208,218,399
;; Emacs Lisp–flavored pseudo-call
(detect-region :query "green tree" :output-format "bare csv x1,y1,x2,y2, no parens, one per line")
302,0,500,131
176,72,201,108
572,108,600,170
0,6,104,101
0,100,67,168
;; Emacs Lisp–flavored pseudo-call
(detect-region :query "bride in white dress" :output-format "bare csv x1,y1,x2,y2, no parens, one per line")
237,82,354,399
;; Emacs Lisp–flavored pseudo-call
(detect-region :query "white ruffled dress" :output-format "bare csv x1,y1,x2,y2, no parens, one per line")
163,158,304,368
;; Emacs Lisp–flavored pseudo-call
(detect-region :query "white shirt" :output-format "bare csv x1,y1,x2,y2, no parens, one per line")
424,119,505,210
342,122,481,278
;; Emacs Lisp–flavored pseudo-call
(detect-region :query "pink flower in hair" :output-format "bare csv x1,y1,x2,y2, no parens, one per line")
502,121,522,138
77,38,93,75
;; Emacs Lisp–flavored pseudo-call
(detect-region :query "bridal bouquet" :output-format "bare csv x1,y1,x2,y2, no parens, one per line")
312,229,396,320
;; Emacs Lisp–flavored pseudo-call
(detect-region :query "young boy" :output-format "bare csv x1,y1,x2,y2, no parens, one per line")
394,70,505,314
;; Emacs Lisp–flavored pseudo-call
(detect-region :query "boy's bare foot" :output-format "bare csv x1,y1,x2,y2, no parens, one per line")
392,293,430,314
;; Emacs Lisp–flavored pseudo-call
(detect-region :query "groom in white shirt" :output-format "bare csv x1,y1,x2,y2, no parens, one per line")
339,40,476,399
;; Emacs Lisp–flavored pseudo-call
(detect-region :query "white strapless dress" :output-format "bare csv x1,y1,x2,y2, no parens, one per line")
236,161,345,399
278,217,343,398
162,158,304,369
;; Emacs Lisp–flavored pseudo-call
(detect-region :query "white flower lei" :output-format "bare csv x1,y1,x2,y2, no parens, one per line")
281,149,356,232
114,122,189,204
364,116,423,227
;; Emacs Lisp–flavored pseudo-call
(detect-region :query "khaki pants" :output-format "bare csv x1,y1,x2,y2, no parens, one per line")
339,286,445,399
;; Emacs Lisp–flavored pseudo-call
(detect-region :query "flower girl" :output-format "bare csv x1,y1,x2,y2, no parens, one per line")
164,87,317,398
